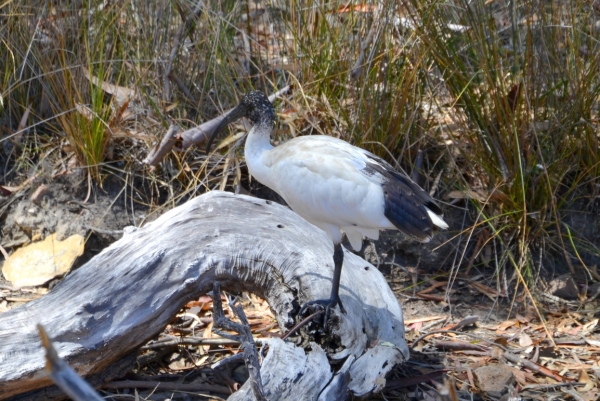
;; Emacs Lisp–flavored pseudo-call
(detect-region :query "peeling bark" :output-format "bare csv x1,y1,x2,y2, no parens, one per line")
0,191,408,400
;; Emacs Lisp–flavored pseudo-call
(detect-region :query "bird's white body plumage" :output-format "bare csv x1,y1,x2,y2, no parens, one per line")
208,90,447,316
244,123,446,251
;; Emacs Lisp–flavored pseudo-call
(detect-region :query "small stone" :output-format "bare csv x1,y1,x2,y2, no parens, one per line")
30,184,50,205
587,283,600,301
548,274,579,300
474,365,515,398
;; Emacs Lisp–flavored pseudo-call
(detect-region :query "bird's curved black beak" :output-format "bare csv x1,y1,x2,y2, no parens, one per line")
205,103,247,154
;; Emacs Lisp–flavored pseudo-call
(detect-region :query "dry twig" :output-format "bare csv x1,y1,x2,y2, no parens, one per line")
211,282,267,401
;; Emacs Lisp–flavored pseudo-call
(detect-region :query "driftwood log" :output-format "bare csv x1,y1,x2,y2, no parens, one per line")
0,191,409,400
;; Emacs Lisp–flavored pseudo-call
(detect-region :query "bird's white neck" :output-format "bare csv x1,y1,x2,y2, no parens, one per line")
245,121,274,160
244,121,275,190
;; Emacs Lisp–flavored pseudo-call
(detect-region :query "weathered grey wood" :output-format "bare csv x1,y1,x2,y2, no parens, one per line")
228,338,333,401
37,325,104,401
0,191,408,400
211,283,266,401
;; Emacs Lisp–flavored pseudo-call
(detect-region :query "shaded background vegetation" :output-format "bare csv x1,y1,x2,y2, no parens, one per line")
1,0,599,327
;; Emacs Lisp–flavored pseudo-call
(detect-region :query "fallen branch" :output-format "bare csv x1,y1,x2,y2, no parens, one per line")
37,325,104,401
142,125,179,167
211,282,266,401
179,86,290,150
142,86,291,167
0,191,408,400
102,380,231,394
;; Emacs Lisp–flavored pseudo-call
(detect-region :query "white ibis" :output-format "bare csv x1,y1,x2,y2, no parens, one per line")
206,91,448,324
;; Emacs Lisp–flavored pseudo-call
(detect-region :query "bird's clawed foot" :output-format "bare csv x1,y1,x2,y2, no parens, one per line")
298,296,346,331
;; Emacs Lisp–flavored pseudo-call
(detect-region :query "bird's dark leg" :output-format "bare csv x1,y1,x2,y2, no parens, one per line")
298,243,346,327
330,242,346,314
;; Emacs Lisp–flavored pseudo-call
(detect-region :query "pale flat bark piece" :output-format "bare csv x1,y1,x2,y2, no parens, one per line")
317,354,354,401
228,339,332,401
0,191,408,400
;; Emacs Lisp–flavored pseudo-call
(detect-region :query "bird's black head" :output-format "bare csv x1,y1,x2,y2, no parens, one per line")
240,91,276,126
206,91,275,153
